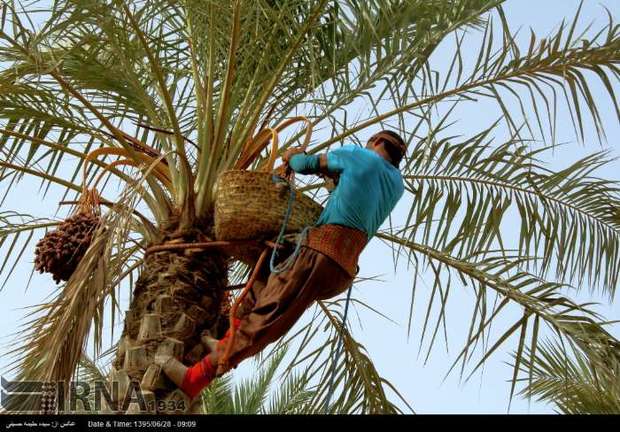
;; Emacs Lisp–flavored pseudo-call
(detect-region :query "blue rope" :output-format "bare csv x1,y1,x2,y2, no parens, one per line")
323,283,353,413
269,175,309,274
269,174,353,412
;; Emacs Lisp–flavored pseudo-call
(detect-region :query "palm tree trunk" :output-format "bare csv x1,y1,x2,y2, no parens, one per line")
109,219,229,414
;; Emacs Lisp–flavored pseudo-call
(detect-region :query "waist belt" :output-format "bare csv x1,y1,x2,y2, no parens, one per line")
304,224,368,277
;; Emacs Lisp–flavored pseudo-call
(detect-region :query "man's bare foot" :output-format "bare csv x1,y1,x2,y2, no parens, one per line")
200,331,219,353
155,354,188,389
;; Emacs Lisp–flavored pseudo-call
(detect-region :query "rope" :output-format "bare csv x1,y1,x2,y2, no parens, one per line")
218,247,271,371
269,175,311,274
269,173,354,411
323,283,353,413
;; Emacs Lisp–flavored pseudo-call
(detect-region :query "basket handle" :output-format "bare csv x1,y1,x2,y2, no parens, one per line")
235,127,277,171
261,128,280,172
237,116,313,174
268,116,313,176
274,116,313,151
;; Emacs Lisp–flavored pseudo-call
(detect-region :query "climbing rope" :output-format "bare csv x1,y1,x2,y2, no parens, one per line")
269,175,311,274
323,283,353,412
218,247,271,371
269,173,354,412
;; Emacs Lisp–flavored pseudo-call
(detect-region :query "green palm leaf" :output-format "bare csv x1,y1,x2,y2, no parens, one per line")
517,337,620,414
1,0,619,414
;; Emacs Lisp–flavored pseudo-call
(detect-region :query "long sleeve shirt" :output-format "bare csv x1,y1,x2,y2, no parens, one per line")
289,145,404,239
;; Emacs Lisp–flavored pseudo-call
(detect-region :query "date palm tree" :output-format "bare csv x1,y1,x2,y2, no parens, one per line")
0,0,619,414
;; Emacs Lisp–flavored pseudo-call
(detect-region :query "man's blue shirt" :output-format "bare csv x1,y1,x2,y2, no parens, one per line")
289,145,404,239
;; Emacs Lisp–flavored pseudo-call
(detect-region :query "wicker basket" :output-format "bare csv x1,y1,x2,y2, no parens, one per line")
214,169,323,242
214,117,322,248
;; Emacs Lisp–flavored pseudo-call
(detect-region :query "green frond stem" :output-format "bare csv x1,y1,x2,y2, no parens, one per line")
202,0,217,167
181,5,206,163
194,0,243,217
195,0,331,218
117,1,191,215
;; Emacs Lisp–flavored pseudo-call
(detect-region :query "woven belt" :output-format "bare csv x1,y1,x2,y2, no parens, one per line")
305,224,368,277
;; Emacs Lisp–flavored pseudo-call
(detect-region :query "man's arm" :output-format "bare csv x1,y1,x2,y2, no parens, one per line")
287,153,329,175
284,145,354,181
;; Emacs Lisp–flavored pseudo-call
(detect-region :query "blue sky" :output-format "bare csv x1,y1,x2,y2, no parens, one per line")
348,0,620,414
1,0,619,414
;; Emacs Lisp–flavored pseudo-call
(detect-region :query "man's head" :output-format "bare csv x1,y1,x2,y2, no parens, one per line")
366,130,407,168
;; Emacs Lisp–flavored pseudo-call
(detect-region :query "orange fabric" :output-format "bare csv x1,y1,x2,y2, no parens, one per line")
181,354,217,399
305,224,367,277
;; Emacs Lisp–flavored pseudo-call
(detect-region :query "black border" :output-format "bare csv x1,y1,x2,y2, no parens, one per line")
0,414,618,430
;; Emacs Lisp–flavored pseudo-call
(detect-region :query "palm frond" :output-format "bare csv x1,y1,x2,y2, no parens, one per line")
201,344,316,414
400,126,620,294
517,337,620,414
380,233,619,407
0,211,58,290
231,344,287,414
314,5,619,151
200,374,235,414
265,370,314,414
278,300,412,414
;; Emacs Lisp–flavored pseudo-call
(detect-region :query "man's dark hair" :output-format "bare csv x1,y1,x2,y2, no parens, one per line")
376,130,406,168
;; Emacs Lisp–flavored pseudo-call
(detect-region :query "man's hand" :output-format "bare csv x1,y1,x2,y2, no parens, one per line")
279,147,306,179
282,147,306,164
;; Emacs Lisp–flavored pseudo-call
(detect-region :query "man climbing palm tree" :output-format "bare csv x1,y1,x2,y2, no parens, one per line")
157,131,406,399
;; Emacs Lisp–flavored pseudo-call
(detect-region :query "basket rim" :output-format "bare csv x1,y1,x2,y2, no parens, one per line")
215,170,324,208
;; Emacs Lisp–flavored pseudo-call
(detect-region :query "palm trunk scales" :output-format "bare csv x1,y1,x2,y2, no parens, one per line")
108,221,229,414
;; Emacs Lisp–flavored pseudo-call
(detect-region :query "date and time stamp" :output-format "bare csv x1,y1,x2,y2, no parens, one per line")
88,420,197,429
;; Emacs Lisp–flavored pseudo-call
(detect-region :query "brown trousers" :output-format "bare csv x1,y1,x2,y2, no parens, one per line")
214,245,353,375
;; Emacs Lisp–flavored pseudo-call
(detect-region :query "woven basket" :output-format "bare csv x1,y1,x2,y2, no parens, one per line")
214,116,322,249
214,169,323,242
